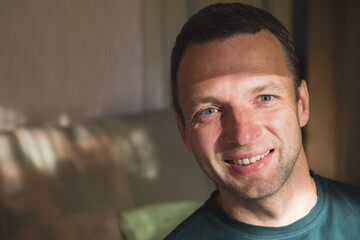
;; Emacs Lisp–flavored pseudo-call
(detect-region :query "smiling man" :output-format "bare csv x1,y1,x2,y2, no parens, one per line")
165,3,360,240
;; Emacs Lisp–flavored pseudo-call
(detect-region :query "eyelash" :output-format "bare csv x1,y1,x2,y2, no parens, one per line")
194,95,275,120
199,108,219,116
257,95,274,102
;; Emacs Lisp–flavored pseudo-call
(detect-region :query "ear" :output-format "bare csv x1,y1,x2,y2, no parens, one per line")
174,111,192,151
297,80,310,127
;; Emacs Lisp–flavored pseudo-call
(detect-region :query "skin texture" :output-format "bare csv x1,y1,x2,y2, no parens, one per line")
175,30,317,226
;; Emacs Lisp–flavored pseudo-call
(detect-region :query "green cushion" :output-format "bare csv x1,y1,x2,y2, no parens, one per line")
119,201,201,240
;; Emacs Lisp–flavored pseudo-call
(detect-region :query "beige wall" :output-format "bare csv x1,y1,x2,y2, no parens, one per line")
0,0,143,127
0,0,294,128
143,0,187,111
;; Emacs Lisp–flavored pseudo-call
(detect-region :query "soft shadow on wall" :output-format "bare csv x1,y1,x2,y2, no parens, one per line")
305,0,360,185
0,0,144,127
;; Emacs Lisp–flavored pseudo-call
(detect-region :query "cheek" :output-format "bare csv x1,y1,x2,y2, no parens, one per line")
191,123,222,153
262,108,299,136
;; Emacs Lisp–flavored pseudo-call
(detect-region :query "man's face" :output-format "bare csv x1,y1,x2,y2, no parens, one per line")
176,30,309,200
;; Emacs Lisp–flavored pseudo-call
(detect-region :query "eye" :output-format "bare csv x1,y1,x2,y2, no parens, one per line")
200,108,219,116
258,95,273,102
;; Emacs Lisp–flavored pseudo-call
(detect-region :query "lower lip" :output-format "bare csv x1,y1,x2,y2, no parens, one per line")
225,150,274,175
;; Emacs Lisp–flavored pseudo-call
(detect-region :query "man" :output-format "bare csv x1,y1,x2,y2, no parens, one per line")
165,3,360,240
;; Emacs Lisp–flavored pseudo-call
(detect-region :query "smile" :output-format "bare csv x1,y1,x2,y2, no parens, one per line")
225,149,274,166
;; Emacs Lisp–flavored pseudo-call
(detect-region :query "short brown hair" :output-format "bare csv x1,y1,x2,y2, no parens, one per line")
171,3,301,125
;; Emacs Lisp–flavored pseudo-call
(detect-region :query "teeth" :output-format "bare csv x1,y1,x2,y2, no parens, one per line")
231,150,271,166
242,158,250,165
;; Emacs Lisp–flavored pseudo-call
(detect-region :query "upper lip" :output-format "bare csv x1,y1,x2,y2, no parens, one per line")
223,148,273,160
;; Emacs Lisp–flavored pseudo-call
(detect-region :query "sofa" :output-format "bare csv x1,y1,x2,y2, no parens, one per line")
0,110,213,240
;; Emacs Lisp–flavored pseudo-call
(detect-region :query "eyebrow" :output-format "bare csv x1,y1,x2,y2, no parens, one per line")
185,80,290,114
187,97,223,110
191,96,222,104
251,83,289,96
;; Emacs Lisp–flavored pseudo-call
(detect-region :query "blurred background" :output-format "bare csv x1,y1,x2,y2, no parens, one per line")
0,0,359,239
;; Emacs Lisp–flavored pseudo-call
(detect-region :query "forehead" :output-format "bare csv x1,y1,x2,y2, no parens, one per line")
177,30,293,96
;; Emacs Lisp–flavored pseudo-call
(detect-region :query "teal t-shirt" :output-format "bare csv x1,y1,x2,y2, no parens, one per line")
165,173,360,239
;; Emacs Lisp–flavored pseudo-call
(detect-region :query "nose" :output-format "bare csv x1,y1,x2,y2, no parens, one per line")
222,107,262,146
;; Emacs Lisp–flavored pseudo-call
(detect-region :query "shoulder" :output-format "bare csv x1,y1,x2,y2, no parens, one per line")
164,196,226,240
316,174,360,197
315,174,360,209
164,204,208,240
313,174,360,236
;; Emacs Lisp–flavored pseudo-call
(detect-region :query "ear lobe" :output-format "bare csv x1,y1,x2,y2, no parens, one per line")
174,112,192,151
297,80,310,127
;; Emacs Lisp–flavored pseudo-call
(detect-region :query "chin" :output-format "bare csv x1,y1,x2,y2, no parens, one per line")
217,176,286,201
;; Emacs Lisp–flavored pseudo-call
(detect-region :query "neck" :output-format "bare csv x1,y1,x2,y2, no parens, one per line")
216,148,317,227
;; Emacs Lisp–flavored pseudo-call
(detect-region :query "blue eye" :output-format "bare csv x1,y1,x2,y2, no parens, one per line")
201,108,218,116
258,95,273,102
